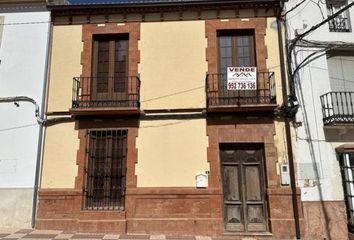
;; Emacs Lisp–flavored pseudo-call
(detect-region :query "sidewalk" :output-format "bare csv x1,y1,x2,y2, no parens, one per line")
0,229,214,240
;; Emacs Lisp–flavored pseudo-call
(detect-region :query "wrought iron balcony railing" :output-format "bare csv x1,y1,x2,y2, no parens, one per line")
72,76,140,109
320,92,354,125
329,17,351,32
206,72,276,109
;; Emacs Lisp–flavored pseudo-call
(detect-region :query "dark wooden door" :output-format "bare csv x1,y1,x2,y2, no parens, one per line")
220,144,267,232
92,35,129,103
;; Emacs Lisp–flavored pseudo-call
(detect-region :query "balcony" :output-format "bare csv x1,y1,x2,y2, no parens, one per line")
329,17,351,32
320,92,354,125
206,72,277,112
70,76,140,116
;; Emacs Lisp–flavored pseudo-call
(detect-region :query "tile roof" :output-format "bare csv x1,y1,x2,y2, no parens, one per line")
69,0,208,4
68,0,277,5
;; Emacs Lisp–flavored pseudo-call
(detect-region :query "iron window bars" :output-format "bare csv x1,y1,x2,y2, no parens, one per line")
339,152,354,233
83,129,127,210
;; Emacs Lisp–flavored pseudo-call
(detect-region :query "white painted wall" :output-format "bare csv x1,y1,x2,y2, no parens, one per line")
0,9,50,227
0,11,50,187
286,0,354,42
328,56,354,91
285,0,354,202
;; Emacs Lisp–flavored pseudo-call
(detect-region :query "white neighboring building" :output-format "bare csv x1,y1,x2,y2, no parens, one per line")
0,0,50,229
285,0,354,239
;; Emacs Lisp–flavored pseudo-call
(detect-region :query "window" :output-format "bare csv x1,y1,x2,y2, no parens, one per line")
216,30,260,105
339,151,354,232
218,30,256,75
327,0,351,32
72,32,140,109
92,34,129,101
84,129,127,210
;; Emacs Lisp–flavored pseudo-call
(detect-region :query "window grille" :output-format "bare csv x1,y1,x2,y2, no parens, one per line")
83,129,127,210
339,152,354,232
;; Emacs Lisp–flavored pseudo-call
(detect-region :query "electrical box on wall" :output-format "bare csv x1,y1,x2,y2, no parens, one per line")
196,174,208,188
280,164,290,186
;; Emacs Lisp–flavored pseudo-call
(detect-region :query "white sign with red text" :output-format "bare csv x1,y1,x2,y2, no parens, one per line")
227,67,257,90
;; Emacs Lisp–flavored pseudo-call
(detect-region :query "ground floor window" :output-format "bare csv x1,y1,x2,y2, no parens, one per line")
83,129,127,210
339,152,354,233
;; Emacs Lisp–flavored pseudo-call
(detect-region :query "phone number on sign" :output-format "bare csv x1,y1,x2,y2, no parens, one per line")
228,82,256,90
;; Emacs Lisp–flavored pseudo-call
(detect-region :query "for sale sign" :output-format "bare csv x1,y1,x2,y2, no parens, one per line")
227,67,257,90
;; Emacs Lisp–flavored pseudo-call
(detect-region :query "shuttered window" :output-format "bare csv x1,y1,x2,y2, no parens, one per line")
92,35,129,101
84,129,127,210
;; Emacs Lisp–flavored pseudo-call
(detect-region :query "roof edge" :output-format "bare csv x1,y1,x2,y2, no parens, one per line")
0,0,46,4
0,0,48,11
48,0,283,8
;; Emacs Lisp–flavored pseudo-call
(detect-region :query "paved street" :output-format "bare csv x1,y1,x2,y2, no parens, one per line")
0,229,281,240
0,229,216,240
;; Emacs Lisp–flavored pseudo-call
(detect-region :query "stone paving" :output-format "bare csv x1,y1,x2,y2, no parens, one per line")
0,229,214,240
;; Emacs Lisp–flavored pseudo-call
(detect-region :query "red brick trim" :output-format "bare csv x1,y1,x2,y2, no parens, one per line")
75,119,139,191
78,23,141,107
81,23,140,78
37,119,140,232
204,19,269,109
206,116,278,189
205,18,267,73
205,116,302,237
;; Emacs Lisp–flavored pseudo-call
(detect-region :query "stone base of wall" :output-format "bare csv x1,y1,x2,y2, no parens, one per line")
37,190,352,239
124,188,223,236
0,188,33,229
36,187,303,237
36,188,224,235
36,189,126,233
267,188,303,239
302,201,348,239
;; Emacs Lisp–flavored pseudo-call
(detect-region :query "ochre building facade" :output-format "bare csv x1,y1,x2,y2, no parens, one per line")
37,1,304,238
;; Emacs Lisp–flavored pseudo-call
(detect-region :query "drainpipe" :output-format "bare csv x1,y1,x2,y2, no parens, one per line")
31,16,52,228
277,17,301,239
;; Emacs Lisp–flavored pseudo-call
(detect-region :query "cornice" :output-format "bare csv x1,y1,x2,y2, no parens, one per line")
0,0,47,11
50,0,282,17
0,0,46,4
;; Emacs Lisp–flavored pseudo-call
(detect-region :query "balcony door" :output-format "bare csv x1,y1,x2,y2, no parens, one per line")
220,144,268,232
327,0,350,32
218,31,256,105
92,35,129,105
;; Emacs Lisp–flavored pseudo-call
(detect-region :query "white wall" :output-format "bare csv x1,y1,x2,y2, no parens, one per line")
286,0,354,42
292,52,344,201
285,1,354,202
0,10,50,228
0,11,50,187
